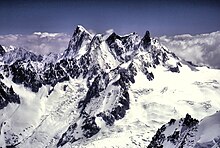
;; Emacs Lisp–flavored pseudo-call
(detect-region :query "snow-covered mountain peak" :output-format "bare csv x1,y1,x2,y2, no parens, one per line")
0,26,220,148
0,45,43,65
63,25,93,58
76,25,91,34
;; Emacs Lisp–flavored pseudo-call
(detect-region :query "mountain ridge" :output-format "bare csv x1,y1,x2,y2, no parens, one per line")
0,26,220,148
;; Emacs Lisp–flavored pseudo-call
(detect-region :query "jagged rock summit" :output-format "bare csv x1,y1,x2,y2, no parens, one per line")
0,26,220,148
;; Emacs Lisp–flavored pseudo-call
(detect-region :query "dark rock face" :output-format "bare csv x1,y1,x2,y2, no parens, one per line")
57,115,100,147
9,60,42,92
169,66,180,73
0,73,3,79
57,123,78,147
97,63,136,127
106,33,124,58
78,75,101,112
81,116,100,138
182,113,198,128
0,45,94,93
186,61,198,67
148,125,166,148
142,31,151,48
106,32,139,61
1,52,94,93
168,119,176,125
0,81,20,109
167,131,180,145
111,105,126,120
97,112,115,126
141,62,154,81
43,62,70,86
106,32,122,45
0,45,6,56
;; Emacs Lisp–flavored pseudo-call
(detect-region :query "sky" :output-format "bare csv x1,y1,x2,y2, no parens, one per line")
0,0,220,36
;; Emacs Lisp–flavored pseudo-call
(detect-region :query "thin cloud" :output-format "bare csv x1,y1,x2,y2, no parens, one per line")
0,32,71,55
159,31,220,69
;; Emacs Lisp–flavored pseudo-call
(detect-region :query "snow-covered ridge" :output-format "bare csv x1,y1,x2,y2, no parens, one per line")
148,111,220,147
0,25,220,148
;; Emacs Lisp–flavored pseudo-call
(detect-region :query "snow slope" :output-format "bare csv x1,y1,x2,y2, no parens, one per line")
0,26,220,148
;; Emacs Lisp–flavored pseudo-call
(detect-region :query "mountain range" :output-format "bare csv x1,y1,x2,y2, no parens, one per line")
0,25,220,148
